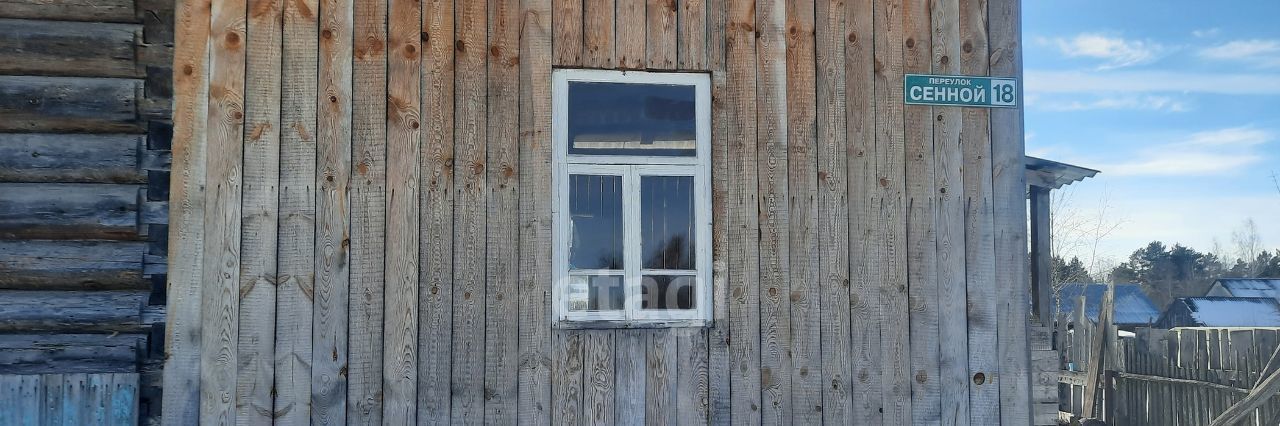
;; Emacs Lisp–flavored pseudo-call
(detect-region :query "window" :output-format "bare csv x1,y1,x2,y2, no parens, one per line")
552,69,711,327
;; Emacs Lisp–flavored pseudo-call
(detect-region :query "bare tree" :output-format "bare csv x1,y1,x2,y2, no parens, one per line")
1052,185,1125,280
1231,218,1264,276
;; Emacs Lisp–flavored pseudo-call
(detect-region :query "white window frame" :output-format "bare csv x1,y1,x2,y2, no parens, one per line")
551,69,712,328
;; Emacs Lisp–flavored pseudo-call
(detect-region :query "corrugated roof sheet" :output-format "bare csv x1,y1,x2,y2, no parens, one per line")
1182,297,1280,327
1215,278,1280,299
1056,283,1160,326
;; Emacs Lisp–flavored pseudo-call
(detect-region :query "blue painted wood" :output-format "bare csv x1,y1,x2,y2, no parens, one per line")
0,373,137,426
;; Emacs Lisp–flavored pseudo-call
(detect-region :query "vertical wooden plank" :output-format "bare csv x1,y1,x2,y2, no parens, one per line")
582,0,616,68
109,374,139,426
552,0,582,65
383,0,420,420
0,374,41,426
42,374,63,426
815,0,852,422
1028,187,1051,322
420,0,455,421
614,330,647,425
959,0,998,422
199,0,248,420
676,328,710,425
583,331,617,425
845,0,881,421
903,0,940,421
275,0,319,421
872,0,912,420
452,0,488,420
237,0,283,422
645,330,678,425
931,0,968,424
783,0,821,422
677,0,706,69
988,0,1032,421
517,0,554,420
755,0,791,422
726,0,762,421
313,0,354,421
615,0,646,69
645,0,677,68
554,331,585,424
484,0,521,421
163,0,212,422
349,0,388,421
706,0,731,420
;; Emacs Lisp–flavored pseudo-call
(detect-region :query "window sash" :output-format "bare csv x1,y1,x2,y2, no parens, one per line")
552,69,711,327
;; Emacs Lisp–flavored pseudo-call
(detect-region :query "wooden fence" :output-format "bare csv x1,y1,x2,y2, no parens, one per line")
1060,326,1280,425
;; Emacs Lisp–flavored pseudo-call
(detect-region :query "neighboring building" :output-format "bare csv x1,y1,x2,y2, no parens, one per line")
1055,283,1161,329
1155,297,1280,328
1205,278,1280,300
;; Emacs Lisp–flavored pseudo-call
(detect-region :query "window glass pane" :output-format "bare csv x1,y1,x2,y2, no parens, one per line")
641,175,695,270
569,174,624,270
641,275,696,310
567,275,625,312
568,81,697,157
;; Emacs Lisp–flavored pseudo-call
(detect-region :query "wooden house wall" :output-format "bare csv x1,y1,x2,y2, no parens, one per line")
0,0,175,423
165,0,1033,423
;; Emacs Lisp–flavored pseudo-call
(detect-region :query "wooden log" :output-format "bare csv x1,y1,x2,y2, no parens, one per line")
516,0,553,420
312,0,354,422
645,0,677,69
677,0,706,70
814,0,851,421
0,334,144,374
0,290,147,332
0,75,141,133
161,0,211,421
348,0,388,422
483,0,520,422
581,0,615,68
0,0,138,22
451,0,487,421
0,133,145,183
0,183,140,240
552,0,582,66
235,0,283,422
755,0,791,422
0,240,145,290
784,0,820,422
725,0,762,421
615,0,646,69
197,0,247,420
419,0,455,421
0,18,141,78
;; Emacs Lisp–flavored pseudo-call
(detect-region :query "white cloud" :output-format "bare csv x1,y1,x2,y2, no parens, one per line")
1048,33,1163,69
1200,39,1280,67
1093,127,1272,177
1192,28,1221,38
1026,70,1280,95
1034,95,1189,112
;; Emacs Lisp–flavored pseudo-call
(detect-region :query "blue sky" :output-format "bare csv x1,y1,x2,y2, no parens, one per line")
1024,0,1280,270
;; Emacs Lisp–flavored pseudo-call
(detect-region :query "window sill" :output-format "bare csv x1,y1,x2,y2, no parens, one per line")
552,318,711,330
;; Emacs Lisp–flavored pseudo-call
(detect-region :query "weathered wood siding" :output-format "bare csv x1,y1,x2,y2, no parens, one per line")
0,0,174,423
166,0,1033,423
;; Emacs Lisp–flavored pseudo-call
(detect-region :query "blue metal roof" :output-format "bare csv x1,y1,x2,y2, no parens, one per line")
1055,283,1161,326
1215,278,1280,299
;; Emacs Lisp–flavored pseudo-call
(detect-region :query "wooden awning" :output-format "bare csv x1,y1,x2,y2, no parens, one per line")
1025,156,1099,190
